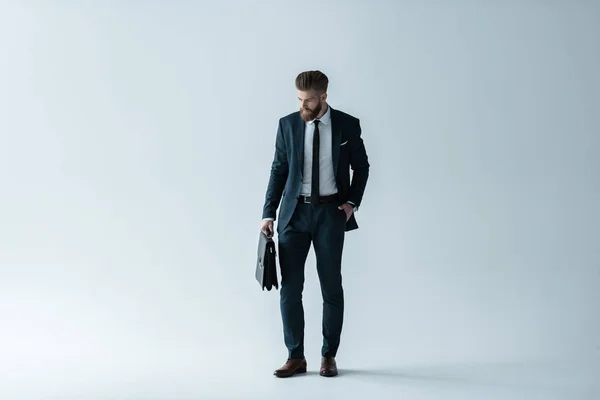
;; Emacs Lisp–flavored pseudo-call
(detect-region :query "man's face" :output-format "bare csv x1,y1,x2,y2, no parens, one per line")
298,90,326,121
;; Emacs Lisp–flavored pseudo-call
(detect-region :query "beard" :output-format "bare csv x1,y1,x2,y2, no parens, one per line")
300,101,323,121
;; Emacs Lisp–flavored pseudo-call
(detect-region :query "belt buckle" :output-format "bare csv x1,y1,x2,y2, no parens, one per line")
302,196,311,204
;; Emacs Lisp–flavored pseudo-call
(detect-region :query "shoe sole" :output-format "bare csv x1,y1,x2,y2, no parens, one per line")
274,367,307,378
320,370,338,377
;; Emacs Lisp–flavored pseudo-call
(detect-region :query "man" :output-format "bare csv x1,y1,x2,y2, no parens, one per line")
260,70,370,378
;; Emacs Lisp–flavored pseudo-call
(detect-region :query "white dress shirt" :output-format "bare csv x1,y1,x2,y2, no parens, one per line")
301,105,338,197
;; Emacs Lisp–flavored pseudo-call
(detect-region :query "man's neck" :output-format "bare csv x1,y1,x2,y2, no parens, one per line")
316,103,329,120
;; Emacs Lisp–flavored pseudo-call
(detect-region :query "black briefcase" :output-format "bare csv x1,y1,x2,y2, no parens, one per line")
256,231,279,291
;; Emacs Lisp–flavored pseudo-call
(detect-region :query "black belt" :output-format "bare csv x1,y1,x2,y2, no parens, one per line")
298,194,339,204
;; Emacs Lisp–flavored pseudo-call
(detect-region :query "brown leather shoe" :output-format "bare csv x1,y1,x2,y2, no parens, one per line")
273,358,307,378
319,356,338,377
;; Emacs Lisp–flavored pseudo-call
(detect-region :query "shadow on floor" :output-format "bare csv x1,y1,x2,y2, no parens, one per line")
332,357,599,397
338,367,478,384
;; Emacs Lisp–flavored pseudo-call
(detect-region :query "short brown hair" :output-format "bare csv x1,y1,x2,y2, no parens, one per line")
295,70,329,93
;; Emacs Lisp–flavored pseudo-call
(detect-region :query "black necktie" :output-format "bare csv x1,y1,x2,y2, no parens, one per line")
311,120,320,205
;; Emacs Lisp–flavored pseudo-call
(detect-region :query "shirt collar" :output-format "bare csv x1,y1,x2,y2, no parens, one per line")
308,104,331,125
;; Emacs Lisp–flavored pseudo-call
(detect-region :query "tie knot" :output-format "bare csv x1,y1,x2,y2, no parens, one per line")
314,119,321,126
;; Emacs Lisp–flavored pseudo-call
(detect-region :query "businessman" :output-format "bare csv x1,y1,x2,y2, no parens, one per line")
260,70,370,378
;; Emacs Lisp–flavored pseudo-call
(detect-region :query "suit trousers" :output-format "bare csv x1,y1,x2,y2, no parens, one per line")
278,199,346,360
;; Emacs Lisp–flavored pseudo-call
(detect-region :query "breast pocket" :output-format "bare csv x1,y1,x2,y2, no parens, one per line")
339,138,350,159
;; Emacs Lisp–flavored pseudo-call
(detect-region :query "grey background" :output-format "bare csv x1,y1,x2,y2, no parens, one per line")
1,1,598,399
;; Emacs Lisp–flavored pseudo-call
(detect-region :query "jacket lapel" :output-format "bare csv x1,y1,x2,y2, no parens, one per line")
294,113,305,172
330,107,341,176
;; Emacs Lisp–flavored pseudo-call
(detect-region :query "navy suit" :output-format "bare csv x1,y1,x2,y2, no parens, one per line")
262,106,370,359
262,107,370,231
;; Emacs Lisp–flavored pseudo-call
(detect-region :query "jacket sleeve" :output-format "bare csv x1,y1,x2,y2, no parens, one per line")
346,118,370,208
262,119,289,220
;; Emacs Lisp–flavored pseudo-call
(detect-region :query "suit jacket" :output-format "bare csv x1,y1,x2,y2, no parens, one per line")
262,106,370,234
